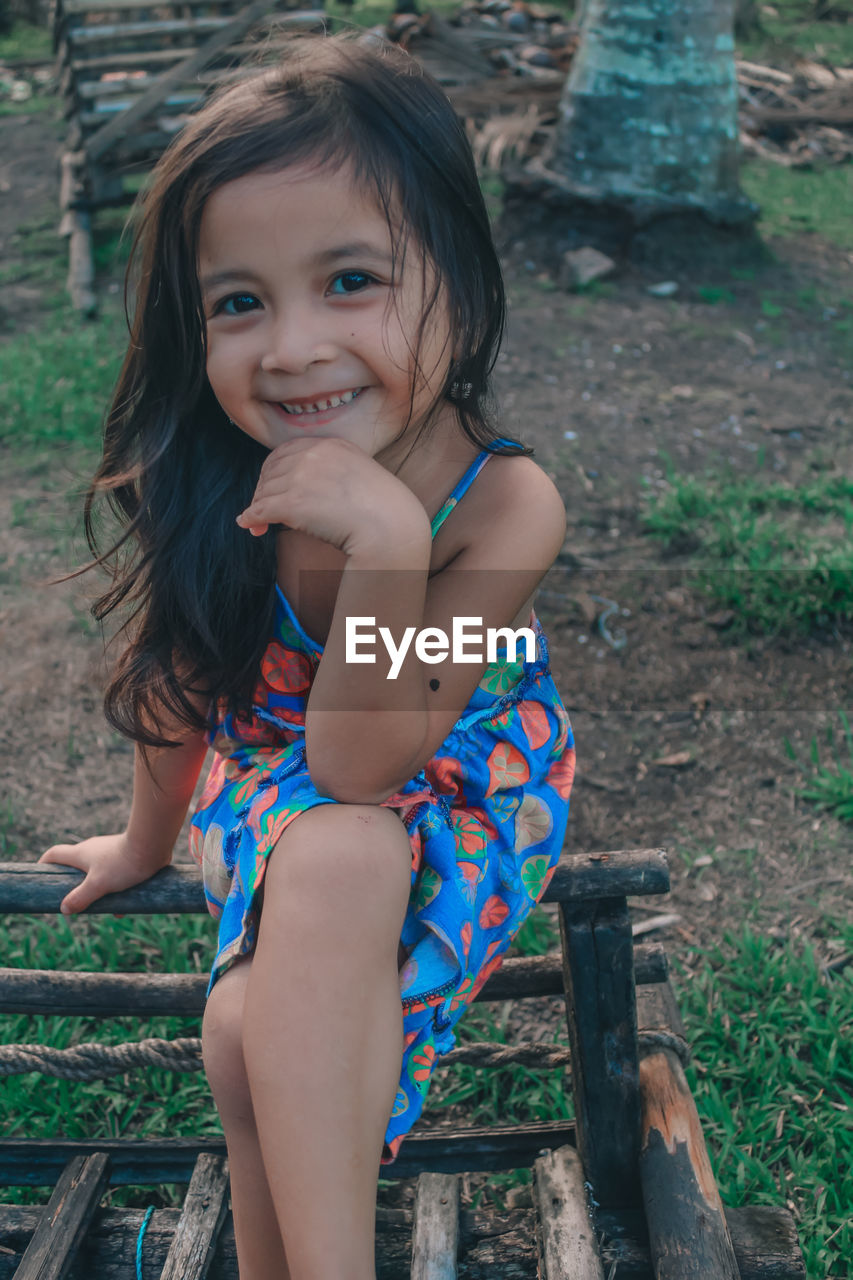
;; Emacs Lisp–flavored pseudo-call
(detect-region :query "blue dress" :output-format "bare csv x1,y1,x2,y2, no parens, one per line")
189,443,576,1163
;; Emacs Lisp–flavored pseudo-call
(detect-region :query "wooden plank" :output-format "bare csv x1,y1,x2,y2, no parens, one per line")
12,1153,111,1280
0,1203,806,1279
66,17,231,47
64,208,97,314
0,863,204,914
532,1145,604,1279
638,1041,739,1278
0,945,666,1016
83,0,317,162
410,1172,459,1280
67,23,320,74
0,850,668,914
559,898,642,1209
64,0,252,13
158,1153,229,1280
79,91,202,123
0,1123,576,1186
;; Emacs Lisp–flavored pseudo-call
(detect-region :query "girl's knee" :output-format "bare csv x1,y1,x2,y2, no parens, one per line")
268,803,411,903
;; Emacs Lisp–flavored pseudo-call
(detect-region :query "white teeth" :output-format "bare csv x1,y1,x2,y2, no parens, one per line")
281,388,361,415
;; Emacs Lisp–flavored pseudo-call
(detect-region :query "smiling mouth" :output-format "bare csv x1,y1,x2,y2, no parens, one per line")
279,387,364,415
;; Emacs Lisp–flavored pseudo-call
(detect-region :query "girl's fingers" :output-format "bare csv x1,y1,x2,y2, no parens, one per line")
39,847,93,915
236,511,269,536
39,845,83,868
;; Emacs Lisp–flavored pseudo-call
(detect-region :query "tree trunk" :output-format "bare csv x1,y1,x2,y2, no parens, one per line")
546,0,755,226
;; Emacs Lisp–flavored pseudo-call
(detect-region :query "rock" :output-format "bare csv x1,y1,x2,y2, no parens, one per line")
520,43,556,67
559,246,617,290
503,8,530,30
647,280,679,297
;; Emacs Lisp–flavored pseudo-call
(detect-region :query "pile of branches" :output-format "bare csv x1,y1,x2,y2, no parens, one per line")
737,57,853,167
375,3,853,171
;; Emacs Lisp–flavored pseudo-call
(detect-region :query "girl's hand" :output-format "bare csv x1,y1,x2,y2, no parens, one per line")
237,437,430,559
38,834,171,917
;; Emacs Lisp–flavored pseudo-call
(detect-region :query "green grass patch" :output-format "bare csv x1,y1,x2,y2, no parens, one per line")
641,463,853,634
0,20,52,62
786,710,853,824
741,159,853,251
738,0,853,67
677,924,853,1279
0,912,219,1208
0,301,125,454
0,216,66,294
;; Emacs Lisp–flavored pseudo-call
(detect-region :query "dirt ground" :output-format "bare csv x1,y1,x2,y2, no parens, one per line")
1,99,851,990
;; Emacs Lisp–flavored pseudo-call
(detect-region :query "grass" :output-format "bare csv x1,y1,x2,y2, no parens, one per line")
0,301,125,453
676,924,853,1280
738,0,853,67
0,19,52,62
641,461,853,634
741,159,853,252
0,912,220,1209
786,711,853,824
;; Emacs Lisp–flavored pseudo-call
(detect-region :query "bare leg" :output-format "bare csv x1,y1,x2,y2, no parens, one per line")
243,803,412,1280
202,955,292,1279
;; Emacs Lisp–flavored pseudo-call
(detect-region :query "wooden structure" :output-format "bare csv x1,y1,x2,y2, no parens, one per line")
0,852,806,1277
52,0,328,312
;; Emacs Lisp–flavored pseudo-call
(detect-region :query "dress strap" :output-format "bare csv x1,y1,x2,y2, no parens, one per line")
430,438,524,539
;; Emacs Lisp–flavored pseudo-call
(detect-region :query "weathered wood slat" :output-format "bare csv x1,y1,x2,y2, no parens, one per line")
63,208,96,315
0,945,666,1016
559,897,642,1209
65,17,232,47
637,983,739,1279
0,1123,576,1187
63,0,255,14
532,1145,604,1279
158,1153,230,1280
410,1172,459,1280
61,22,320,76
83,0,287,163
74,65,248,97
69,47,207,72
0,1203,808,1279
79,92,202,124
0,850,669,914
11,1153,111,1280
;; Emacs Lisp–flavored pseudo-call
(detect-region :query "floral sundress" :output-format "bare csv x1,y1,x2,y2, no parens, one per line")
189,442,576,1163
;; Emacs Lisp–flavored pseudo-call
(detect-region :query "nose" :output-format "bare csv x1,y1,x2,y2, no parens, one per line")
259,304,337,374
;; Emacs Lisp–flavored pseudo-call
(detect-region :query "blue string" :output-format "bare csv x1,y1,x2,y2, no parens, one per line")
136,1205,155,1280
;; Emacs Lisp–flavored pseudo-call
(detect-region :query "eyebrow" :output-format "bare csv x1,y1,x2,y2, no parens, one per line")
200,243,394,295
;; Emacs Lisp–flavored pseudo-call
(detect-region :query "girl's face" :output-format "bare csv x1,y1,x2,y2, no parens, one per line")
199,163,458,466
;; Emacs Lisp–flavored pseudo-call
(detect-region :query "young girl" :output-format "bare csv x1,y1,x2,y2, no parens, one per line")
40,35,575,1279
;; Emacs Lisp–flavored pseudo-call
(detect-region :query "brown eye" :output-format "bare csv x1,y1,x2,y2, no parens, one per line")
329,272,374,296
216,293,260,316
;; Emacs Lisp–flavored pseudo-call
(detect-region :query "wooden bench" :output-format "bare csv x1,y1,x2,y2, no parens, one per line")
0,851,806,1277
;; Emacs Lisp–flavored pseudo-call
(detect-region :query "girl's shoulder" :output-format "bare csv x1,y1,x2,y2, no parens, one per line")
434,447,566,571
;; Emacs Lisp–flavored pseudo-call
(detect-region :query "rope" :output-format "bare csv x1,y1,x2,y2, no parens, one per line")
0,1038,203,1080
0,1028,691,1078
136,1205,154,1280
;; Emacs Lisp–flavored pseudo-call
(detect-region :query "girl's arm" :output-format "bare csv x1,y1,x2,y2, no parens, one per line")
306,459,566,804
40,715,209,916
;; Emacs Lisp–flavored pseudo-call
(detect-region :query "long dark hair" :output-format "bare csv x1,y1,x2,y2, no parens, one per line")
87,33,527,748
